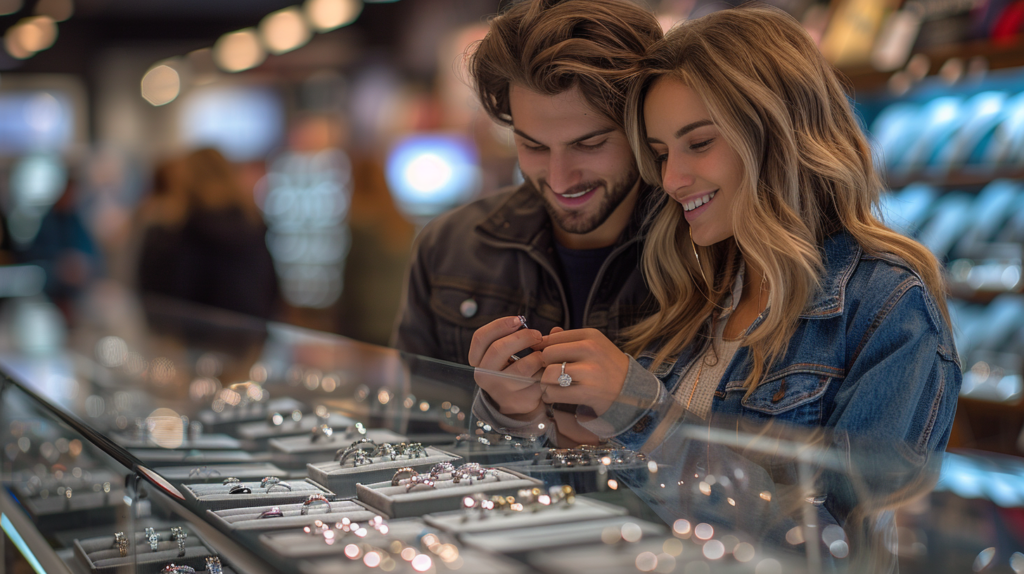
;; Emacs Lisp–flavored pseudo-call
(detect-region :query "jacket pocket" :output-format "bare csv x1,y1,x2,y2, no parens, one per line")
727,366,840,425
428,280,523,363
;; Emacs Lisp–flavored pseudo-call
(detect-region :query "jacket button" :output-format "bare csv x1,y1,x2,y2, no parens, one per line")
460,299,478,318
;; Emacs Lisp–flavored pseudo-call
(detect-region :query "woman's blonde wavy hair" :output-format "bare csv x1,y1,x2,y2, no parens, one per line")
622,4,950,391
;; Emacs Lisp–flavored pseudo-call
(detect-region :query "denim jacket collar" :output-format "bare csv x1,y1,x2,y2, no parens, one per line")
800,232,863,320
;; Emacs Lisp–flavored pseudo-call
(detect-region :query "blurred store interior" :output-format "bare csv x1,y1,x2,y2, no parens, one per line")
0,0,1023,467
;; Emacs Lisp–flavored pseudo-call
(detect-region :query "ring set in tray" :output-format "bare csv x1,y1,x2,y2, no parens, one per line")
335,439,428,466
391,462,501,492
544,446,647,468
462,485,577,515
160,557,221,574
112,527,188,557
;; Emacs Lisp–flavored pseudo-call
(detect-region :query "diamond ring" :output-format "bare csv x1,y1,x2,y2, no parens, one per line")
557,362,572,387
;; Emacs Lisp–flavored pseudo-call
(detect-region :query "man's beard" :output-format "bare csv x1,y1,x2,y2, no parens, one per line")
527,165,640,236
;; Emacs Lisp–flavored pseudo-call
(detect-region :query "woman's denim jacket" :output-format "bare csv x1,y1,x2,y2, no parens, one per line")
584,232,963,471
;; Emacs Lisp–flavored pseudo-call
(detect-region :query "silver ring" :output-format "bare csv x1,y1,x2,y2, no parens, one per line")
260,477,280,488
300,494,331,515
391,467,418,486
113,532,129,557
517,315,528,330
508,353,521,363
222,477,241,485
205,557,222,574
258,507,283,519
266,481,292,493
177,536,186,557
146,528,160,552
161,565,196,574
557,362,572,387
311,424,334,442
170,526,186,541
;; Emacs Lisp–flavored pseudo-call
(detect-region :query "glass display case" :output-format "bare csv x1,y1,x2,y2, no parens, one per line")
1,285,1022,574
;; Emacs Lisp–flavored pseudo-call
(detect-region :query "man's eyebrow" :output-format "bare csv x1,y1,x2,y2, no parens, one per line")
512,127,615,147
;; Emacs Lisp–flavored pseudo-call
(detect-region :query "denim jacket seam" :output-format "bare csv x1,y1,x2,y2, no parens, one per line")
919,356,946,452
850,276,922,367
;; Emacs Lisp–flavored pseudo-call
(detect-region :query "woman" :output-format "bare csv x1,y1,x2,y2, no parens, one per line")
470,6,961,463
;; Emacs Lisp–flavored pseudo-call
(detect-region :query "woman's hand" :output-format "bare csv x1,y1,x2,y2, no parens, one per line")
468,316,546,418
537,328,629,416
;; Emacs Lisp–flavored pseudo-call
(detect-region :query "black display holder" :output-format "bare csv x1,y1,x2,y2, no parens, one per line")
181,480,335,511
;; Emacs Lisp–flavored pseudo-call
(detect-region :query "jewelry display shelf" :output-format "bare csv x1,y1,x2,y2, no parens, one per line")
258,518,431,560
500,458,655,494
268,429,409,468
460,516,667,554
9,471,127,531
110,432,242,451
181,480,335,511
128,449,262,466
235,414,355,447
355,468,541,518
527,536,783,574
207,499,383,533
307,446,461,497
197,398,307,433
73,528,211,574
153,463,290,485
423,496,627,535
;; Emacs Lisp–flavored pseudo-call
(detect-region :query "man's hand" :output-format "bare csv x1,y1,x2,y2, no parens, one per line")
469,316,545,418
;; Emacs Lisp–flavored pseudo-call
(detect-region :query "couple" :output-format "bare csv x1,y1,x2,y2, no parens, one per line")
395,1,961,462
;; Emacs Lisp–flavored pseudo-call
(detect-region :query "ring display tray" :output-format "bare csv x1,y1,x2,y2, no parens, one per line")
460,516,667,554
307,446,461,497
11,470,126,529
423,496,627,535
73,527,211,574
268,429,409,468
154,463,289,484
182,479,336,511
447,440,543,466
258,518,433,560
298,548,528,574
236,413,355,446
198,398,307,432
527,537,789,574
208,499,383,533
111,432,241,451
500,459,654,494
355,468,542,518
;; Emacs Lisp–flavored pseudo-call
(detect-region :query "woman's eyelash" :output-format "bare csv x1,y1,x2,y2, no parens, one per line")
691,138,714,150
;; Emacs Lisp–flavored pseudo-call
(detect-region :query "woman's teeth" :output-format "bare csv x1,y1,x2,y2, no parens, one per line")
683,191,716,212
561,187,594,199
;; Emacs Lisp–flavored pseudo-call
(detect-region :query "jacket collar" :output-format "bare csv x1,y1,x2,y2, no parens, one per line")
800,231,862,319
475,181,657,251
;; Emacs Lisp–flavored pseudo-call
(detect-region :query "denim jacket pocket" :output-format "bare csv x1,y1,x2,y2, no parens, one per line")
728,367,839,425
428,282,523,363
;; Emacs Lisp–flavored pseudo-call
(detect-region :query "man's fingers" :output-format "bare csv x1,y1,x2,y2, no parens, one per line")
468,315,526,366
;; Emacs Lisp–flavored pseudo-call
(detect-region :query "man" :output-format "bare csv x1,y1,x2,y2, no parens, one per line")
392,0,663,372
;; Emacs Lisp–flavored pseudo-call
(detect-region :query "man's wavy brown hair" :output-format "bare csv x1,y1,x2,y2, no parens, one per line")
468,0,663,129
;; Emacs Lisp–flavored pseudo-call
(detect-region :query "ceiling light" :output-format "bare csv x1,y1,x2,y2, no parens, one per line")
259,7,311,55
213,28,265,73
304,0,363,32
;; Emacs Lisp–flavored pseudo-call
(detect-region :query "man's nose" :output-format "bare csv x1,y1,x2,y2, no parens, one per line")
546,152,582,194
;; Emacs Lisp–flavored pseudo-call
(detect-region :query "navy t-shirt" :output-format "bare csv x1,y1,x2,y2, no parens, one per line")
554,242,615,329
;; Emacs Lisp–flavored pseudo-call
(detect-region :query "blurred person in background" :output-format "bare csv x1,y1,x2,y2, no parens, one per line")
21,177,102,315
135,148,279,319
392,0,663,386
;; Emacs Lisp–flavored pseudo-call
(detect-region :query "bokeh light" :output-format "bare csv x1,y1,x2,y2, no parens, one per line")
34,0,73,21
259,7,311,55
304,0,362,31
213,28,266,73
